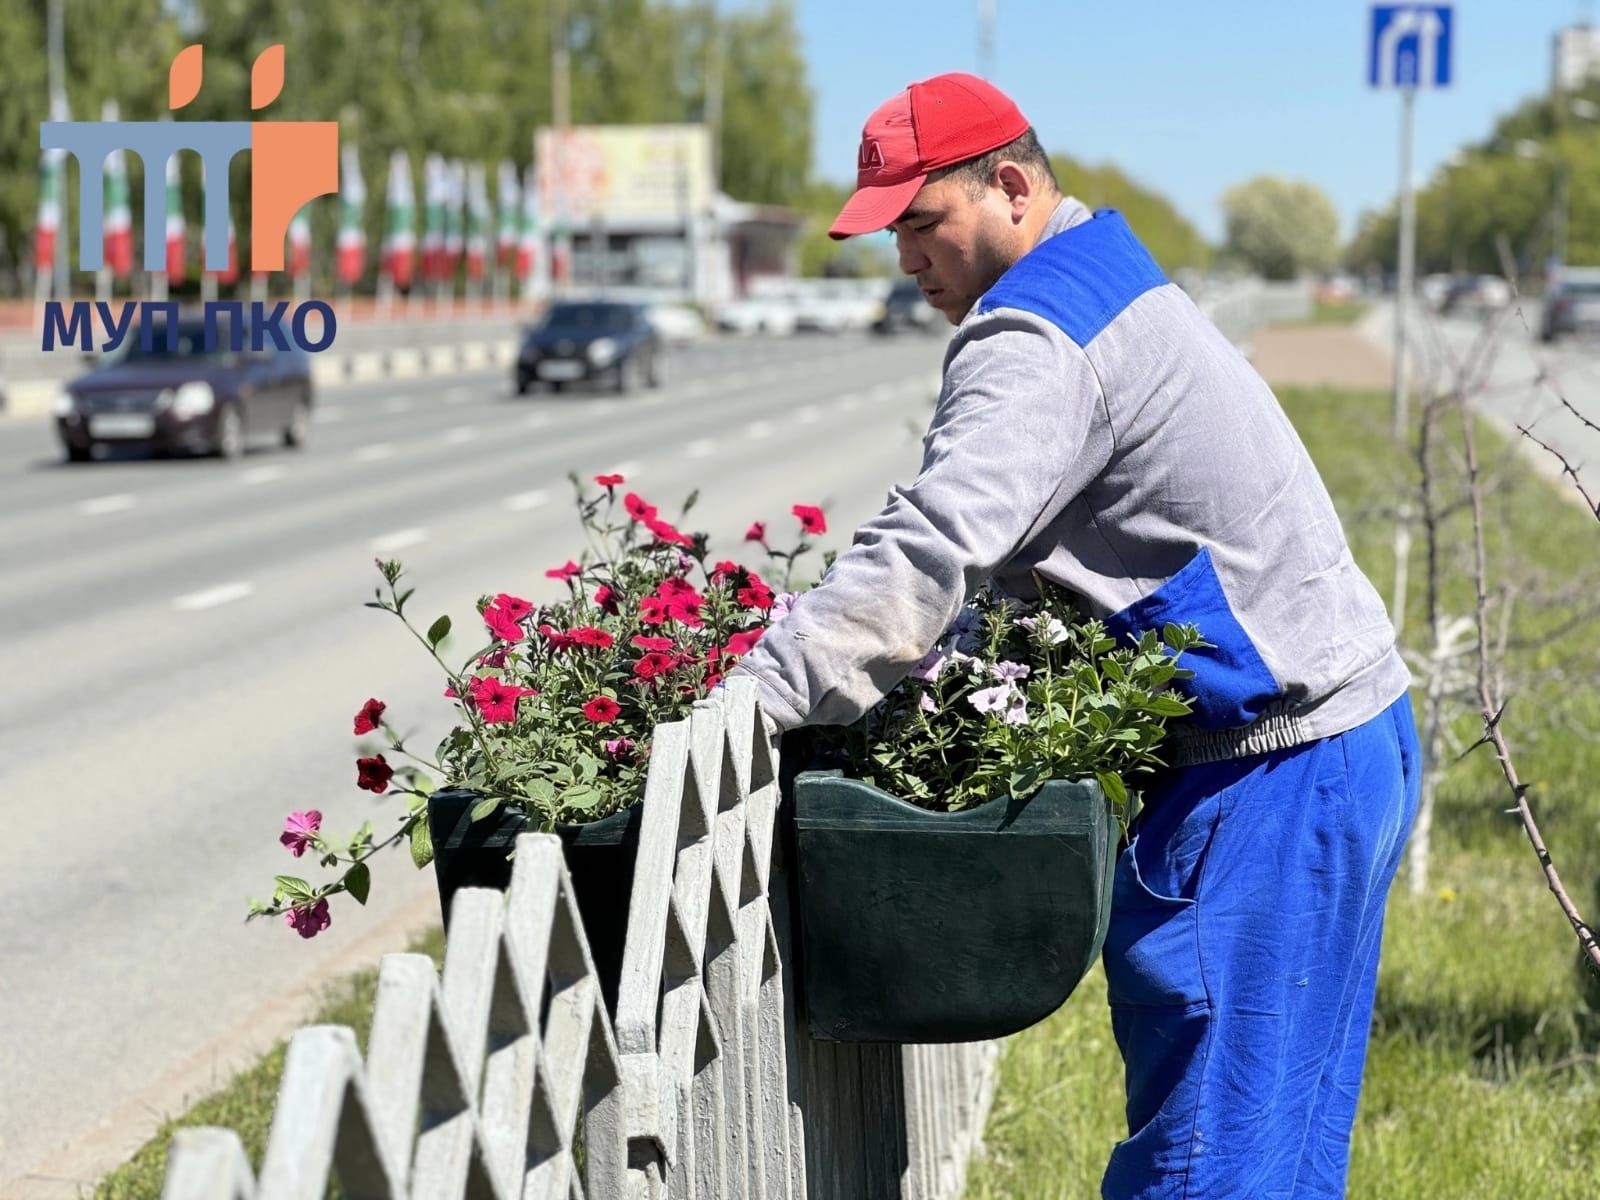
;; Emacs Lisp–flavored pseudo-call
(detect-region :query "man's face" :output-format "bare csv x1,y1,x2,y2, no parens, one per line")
888,173,1027,324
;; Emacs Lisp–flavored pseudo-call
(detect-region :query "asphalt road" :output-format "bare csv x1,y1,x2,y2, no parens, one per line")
0,329,947,1194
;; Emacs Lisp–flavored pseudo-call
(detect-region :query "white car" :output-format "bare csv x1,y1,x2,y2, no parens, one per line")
645,303,708,343
714,298,798,336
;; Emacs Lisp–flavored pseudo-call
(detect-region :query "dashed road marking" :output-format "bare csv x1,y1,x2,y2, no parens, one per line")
524,413,552,430
746,420,775,440
503,490,550,513
77,493,135,516
240,465,286,486
383,397,412,414
796,405,821,426
354,443,394,463
444,425,479,445
174,581,255,611
313,407,344,425
371,527,428,553
685,438,716,459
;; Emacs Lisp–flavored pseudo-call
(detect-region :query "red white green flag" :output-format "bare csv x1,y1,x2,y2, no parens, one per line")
336,143,367,286
287,207,311,279
421,154,446,282
382,149,416,290
495,160,519,270
465,163,490,280
443,159,465,280
165,149,187,282
101,100,133,278
34,93,68,276
516,162,540,280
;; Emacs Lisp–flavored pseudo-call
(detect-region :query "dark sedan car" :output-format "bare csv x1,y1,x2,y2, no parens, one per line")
1540,269,1600,342
873,278,942,334
54,314,314,462
515,300,664,395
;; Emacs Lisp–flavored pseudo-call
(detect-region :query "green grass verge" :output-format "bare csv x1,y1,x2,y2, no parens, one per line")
1308,298,1371,325
94,927,445,1199
965,386,1600,1198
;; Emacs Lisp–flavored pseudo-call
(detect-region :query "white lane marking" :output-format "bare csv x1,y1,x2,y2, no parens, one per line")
685,438,716,459
174,581,254,611
370,527,428,553
746,420,775,440
796,405,821,426
591,400,617,416
524,412,552,430
240,465,286,486
313,407,344,425
77,493,135,516
444,425,479,445
835,393,862,413
503,489,550,513
870,382,897,402
444,388,471,405
603,460,640,480
383,397,412,414
354,443,394,463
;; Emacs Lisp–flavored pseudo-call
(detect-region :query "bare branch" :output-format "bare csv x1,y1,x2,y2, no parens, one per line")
1516,423,1600,521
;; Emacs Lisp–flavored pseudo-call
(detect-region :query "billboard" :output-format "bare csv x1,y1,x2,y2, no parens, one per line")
534,124,713,223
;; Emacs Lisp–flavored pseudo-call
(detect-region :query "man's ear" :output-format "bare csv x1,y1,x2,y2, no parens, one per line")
994,161,1035,222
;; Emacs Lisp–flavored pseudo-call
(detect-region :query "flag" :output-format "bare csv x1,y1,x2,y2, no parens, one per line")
516,162,540,280
219,215,239,286
464,163,489,281
287,207,311,279
101,100,133,278
421,153,446,282
495,160,520,270
34,93,68,276
381,150,415,290
336,143,367,286
165,149,186,282
443,159,465,279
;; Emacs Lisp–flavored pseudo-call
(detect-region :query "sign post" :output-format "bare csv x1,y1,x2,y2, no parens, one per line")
1369,4,1453,443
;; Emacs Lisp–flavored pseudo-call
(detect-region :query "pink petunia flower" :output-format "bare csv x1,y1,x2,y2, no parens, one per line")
285,899,331,939
991,661,1030,683
919,692,938,714
545,560,583,582
280,810,322,857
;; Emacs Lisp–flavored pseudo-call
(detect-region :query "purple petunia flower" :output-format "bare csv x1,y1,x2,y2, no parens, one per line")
1018,615,1069,645
968,683,1016,715
990,660,1030,683
908,647,947,681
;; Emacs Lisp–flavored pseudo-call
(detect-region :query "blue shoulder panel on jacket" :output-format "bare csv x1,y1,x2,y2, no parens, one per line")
975,209,1167,346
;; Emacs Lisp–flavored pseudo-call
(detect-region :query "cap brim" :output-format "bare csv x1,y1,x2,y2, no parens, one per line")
827,174,927,240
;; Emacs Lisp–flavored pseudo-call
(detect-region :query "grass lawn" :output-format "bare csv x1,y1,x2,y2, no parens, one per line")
964,386,1600,1198
1309,298,1371,325
94,927,446,1199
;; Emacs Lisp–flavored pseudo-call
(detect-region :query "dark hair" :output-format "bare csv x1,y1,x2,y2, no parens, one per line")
934,127,1059,198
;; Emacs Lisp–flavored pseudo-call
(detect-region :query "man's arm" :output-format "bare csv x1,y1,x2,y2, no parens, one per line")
732,309,1113,729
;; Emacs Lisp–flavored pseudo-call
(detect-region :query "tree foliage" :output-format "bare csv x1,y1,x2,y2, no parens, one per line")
1219,175,1340,280
1049,154,1210,272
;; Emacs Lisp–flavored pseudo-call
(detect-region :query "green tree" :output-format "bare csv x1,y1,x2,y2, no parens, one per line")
1221,175,1340,280
1049,154,1210,271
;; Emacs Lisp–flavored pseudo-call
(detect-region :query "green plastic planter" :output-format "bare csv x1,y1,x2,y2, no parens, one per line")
428,789,642,1016
789,770,1117,1044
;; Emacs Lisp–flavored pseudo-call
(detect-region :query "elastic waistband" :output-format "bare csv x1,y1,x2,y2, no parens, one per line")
1163,706,1313,768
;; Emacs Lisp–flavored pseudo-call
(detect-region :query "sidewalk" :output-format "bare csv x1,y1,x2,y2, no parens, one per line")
1247,317,1393,391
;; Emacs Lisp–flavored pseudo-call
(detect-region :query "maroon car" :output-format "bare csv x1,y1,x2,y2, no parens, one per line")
54,314,314,462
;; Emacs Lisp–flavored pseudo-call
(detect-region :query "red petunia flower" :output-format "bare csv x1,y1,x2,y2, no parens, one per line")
583,695,622,723
470,675,537,724
494,593,534,621
594,473,625,488
352,698,386,735
593,584,621,615
711,560,742,582
538,623,579,650
744,521,767,544
624,492,658,522
638,596,671,625
631,634,676,652
722,628,765,658
477,648,509,668
484,604,526,642
646,517,695,548
737,581,774,611
545,560,583,582
356,754,393,793
792,504,827,535
567,625,614,650
633,652,678,681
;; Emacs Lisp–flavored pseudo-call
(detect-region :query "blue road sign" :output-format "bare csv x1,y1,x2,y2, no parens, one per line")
1369,5,1453,88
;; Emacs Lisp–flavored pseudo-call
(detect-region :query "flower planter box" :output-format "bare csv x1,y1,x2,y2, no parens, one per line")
428,789,642,1015
788,770,1117,1044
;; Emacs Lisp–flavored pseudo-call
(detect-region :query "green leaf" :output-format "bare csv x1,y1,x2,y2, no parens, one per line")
273,875,313,901
409,819,434,869
345,862,371,906
1008,762,1047,799
470,794,501,823
1096,770,1128,807
427,614,452,647
562,784,602,811
1147,695,1193,717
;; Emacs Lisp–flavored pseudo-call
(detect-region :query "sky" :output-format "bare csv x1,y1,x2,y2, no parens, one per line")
786,0,1596,242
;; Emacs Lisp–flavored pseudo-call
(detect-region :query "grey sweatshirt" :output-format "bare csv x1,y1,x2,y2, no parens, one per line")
732,198,1410,765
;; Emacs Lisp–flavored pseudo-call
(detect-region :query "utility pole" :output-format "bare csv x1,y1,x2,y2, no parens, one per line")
1393,83,1416,445
551,0,571,292
978,0,997,80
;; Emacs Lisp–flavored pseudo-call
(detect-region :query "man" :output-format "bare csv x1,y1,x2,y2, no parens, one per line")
730,73,1420,1197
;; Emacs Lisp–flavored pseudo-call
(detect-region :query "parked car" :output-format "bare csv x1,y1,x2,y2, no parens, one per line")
53,311,313,463
1440,274,1513,317
1541,267,1600,342
644,302,707,344
873,278,942,334
515,300,664,394
714,296,799,336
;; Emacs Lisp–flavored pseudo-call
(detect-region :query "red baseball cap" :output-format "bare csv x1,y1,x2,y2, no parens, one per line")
829,73,1031,240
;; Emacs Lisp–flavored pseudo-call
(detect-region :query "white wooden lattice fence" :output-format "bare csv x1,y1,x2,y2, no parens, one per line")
161,678,998,1199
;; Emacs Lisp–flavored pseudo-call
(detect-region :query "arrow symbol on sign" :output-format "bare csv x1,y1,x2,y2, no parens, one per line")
1379,7,1445,88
